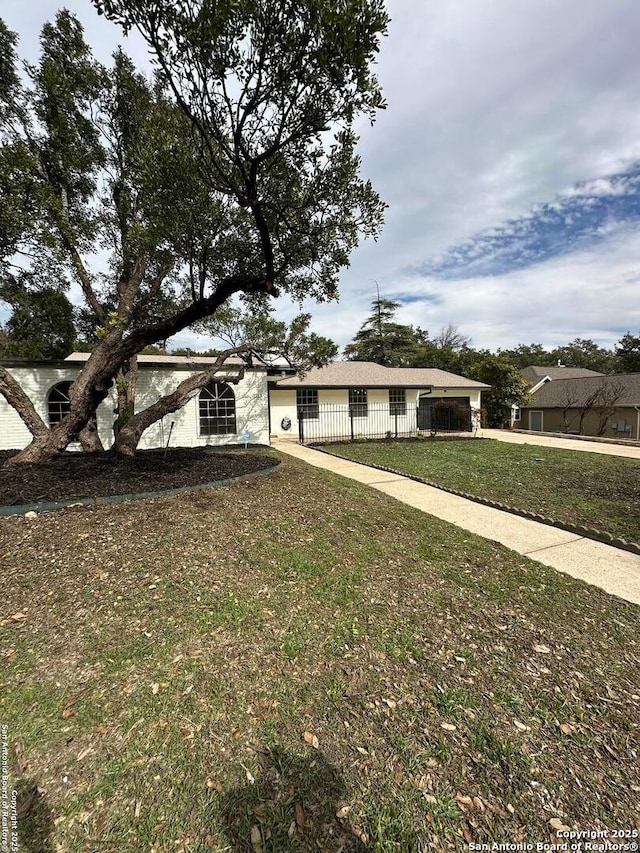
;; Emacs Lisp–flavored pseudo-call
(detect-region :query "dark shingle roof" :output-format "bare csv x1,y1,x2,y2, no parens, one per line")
522,365,604,386
275,361,489,389
523,374,640,407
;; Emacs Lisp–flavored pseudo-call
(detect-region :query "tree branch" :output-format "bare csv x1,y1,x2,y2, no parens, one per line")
0,366,49,439
112,345,252,455
119,273,278,360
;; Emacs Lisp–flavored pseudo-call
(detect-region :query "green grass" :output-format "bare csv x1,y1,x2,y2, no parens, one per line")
1,454,639,851
322,438,640,542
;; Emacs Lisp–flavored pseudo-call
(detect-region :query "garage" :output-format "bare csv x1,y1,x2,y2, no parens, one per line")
417,395,472,431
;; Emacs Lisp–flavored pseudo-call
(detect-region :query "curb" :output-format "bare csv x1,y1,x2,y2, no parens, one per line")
314,447,640,557
0,459,281,518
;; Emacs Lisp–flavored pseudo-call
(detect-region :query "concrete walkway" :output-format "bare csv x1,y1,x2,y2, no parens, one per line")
479,428,640,459
276,441,640,606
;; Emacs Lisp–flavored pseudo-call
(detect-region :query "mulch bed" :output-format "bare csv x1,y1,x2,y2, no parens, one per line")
0,447,278,506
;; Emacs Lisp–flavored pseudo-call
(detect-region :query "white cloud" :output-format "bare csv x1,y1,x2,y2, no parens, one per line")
387,227,640,350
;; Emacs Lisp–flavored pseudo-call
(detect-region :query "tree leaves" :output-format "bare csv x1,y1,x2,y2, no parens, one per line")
1,3,389,459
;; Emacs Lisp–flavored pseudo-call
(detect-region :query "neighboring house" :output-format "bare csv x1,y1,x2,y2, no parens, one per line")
519,373,640,439
521,365,604,394
0,355,490,450
510,365,605,427
0,352,284,451
270,361,490,443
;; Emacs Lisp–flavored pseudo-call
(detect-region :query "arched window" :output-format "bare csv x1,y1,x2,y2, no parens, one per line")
47,381,72,426
198,382,236,435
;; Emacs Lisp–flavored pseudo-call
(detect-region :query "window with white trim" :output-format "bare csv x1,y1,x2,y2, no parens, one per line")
349,388,368,418
389,388,406,416
513,406,521,421
47,381,72,426
296,388,319,420
198,382,236,435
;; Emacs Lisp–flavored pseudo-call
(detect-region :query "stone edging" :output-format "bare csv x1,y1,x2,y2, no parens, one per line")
314,447,640,556
0,459,282,518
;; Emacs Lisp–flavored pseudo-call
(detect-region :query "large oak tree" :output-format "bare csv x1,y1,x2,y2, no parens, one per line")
0,1,387,462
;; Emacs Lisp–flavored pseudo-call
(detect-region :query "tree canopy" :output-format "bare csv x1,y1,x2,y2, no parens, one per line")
203,297,338,373
0,2,388,462
497,338,619,373
343,298,422,366
466,356,531,427
0,276,76,359
615,331,640,373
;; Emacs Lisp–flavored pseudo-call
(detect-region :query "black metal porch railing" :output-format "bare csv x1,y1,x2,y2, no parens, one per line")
297,402,471,444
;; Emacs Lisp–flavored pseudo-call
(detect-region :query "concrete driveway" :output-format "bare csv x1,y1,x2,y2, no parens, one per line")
480,428,640,459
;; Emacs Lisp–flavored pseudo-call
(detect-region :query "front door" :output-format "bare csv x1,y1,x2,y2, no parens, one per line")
529,411,543,431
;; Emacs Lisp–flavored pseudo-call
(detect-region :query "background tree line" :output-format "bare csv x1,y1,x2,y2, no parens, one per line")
340,297,640,426
342,298,640,374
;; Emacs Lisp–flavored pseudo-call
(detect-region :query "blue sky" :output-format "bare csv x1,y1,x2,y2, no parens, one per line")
416,164,640,280
3,0,640,354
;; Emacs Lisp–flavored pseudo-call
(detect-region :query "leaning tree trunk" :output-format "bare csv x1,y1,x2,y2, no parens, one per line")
1,275,274,466
112,347,250,458
5,396,106,465
3,339,121,466
0,367,49,441
0,366,98,466
78,416,104,453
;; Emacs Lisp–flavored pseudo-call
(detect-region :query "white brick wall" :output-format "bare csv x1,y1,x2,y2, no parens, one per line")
0,364,270,451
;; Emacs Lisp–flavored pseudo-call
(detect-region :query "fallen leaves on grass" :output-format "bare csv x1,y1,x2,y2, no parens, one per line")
303,731,319,749
250,825,263,853
1,611,27,625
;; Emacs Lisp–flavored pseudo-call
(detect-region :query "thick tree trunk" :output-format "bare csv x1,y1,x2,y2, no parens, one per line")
0,367,49,439
5,397,107,465
113,357,138,439
2,274,276,467
4,337,121,466
78,416,104,453
112,347,250,457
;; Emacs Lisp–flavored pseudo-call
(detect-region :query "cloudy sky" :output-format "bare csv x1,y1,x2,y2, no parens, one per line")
3,0,640,354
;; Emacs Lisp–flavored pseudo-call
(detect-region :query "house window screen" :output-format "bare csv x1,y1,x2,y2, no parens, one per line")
296,389,319,420
349,388,368,418
389,388,406,416
199,382,237,435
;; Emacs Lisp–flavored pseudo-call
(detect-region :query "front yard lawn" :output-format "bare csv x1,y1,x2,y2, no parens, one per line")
322,438,640,543
1,454,639,851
